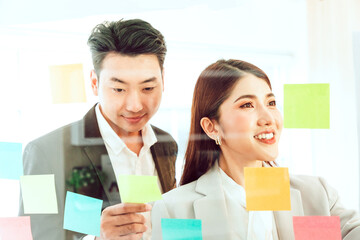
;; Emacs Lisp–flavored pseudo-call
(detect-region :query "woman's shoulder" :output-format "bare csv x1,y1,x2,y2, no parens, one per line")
152,180,202,219
290,174,329,187
290,174,337,201
162,180,201,203
290,174,326,190
290,174,321,185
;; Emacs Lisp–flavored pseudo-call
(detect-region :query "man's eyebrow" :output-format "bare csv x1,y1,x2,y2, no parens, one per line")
110,77,126,84
140,77,157,84
110,77,157,84
233,93,275,103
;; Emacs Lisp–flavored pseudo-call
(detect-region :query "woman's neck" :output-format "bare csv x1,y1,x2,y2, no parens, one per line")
218,153,262,187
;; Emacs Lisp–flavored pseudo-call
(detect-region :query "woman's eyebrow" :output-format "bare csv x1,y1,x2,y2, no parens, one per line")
267,93,275,98
233,94,256,103
233,93,275,103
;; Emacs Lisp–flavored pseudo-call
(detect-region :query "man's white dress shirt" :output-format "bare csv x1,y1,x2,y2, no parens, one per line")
84,105,159,240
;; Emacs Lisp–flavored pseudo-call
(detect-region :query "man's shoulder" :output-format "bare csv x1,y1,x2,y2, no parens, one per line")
26,119,82,147
27,106,98,147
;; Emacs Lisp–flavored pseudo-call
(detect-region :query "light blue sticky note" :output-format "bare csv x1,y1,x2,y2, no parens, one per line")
161,218,202,240
63,191,103,236
0,142,23,180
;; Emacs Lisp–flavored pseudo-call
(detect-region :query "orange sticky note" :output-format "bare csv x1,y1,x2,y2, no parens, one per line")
49,63,86,104
293,216,341,240
244,167,291,211
0,216,33,240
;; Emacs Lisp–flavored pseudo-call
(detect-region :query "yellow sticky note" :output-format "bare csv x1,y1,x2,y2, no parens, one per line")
20,174,58,214
244,167,291,211
117,175,162,203
49,63,86,104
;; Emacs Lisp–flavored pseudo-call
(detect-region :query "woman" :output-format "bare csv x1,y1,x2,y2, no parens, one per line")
151,59,360,239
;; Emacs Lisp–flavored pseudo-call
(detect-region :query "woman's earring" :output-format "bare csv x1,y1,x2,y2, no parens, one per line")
215,136,222,145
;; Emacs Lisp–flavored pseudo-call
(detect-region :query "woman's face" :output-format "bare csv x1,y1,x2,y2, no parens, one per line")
216,74,283,162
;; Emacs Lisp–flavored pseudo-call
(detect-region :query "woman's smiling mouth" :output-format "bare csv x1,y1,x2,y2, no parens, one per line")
254,131,276,144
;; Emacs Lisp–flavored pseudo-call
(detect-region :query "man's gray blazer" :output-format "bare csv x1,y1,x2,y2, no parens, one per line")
19,104,178,240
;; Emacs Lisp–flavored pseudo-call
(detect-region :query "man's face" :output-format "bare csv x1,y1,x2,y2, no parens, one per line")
91,53,164,137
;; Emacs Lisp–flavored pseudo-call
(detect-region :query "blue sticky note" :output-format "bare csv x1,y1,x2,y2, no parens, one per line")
63,191,103,236
0,142,23,180
161,218,202,240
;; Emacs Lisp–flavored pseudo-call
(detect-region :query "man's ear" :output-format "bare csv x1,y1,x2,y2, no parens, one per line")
90,70,99,96
161,69,165,92
200,117,220,141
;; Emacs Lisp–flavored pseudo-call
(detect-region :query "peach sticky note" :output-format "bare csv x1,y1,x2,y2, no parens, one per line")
20,174,58,214
117,175,162,203
49,63,86,104
244,167,291,211
293,216,341,240
0,216,33,240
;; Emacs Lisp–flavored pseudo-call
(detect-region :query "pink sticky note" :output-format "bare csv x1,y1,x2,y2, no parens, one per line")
0,216,33,240
293,216,341,240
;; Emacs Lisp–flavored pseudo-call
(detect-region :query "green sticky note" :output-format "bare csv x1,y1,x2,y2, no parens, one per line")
161,218,203,240
284,84,330,129
117,175,162,203
20,175,58,214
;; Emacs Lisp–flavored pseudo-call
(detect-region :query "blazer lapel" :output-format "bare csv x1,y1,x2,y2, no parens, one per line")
274,188,304,240
150,126,177,193
193,166,233,240
83,146,121,205
84,104,102,138
82,105,121,205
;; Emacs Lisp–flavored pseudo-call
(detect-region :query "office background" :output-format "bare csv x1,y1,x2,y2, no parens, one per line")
0,0,360,217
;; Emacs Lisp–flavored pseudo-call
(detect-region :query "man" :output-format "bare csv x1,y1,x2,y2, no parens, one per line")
19,19,177,240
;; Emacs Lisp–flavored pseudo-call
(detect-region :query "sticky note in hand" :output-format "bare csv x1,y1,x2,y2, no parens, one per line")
117,175,162,203
244,167,291,211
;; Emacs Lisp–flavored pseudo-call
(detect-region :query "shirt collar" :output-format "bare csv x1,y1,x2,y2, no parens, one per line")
218,162,247,207
95,104,158,155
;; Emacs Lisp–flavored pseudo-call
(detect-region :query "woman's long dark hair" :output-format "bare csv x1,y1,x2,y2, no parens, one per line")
180,59,272,186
